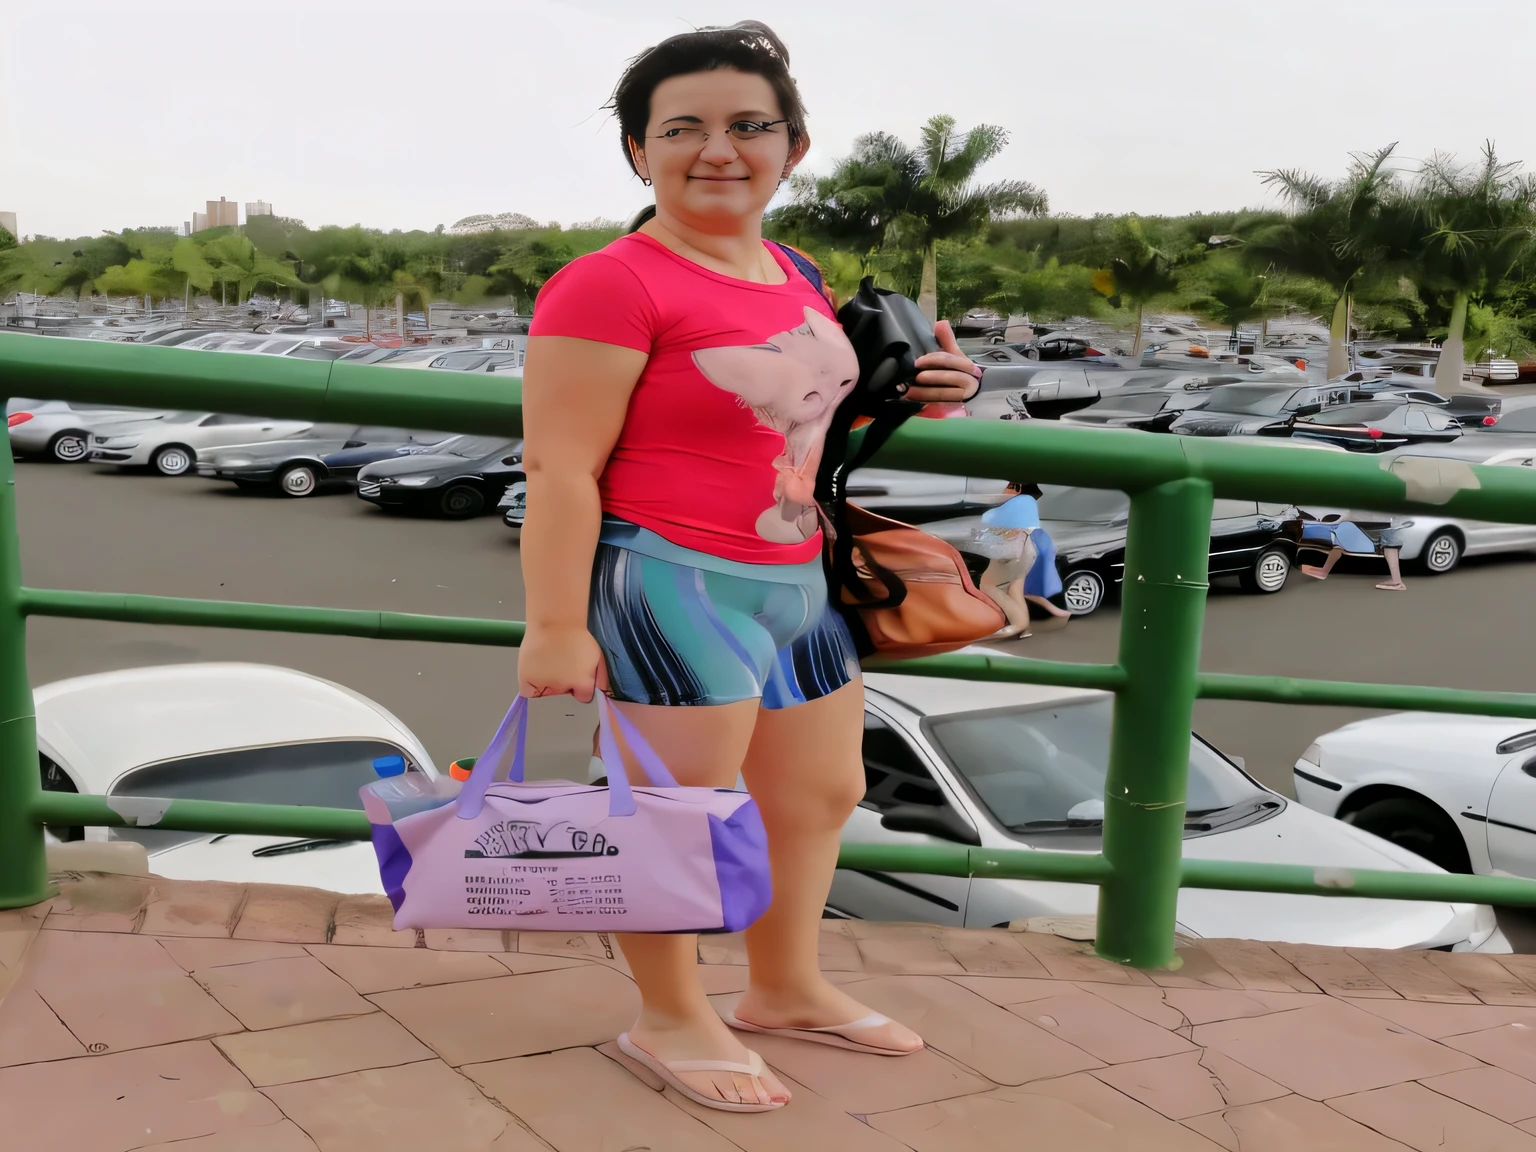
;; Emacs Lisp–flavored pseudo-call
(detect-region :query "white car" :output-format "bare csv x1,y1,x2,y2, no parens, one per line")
7,400,174,463
88,412,316,475
832,655,1509,951
37,663,438,894
1294,714,1536,889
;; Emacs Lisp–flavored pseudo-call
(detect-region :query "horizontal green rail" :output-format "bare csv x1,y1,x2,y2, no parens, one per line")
8,333,1536,523
35,791,1536,909
20,588,525,647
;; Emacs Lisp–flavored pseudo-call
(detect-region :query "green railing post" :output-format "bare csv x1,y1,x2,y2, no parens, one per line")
0,435,51,910
1095,477,1213,968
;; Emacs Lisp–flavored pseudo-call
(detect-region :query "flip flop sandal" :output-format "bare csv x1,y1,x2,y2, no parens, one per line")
721,1009,924,1057
615,1033,786,1113
1375,582,1407,591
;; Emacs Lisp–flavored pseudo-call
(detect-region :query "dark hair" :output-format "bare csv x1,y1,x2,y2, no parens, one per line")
609,21,807,177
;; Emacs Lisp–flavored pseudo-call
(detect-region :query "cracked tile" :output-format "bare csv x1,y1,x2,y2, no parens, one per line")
328,896,417,948
1076,983,1190,1030
938,928,1051,977
215,1010,433,1087
465,1045,738,1151
25,930,240,1054
946,976,1074,1006
42,873,151,933
421,928,512,953
1181,1094,1411,1151
1419,1065,1536,1125
1329,1080,1536,1151
1442,1023,1536,1081
195,955,375,1030
1013,933,1154,985
815,920,867,972
747,975,1103,1085
1091,1050,1287,1119
232,885,339,945
869,1072,1226,1150
848,922,965,975
1346,948,1481,1004
0,986,86,1067
262,1058,544,1150
306,943,510,994
1009,990,1197,1064
1342,998,1536,1040
158,937,310,972
369,966,638,1066
1159,988,1287,1026
661,1066,913,1151
1147,944,1245,991
134,1119,321,1151
0,1039,279,1152
1194,998,1477,1100
0,904,49,1000
1426,953,1536,1006
1271,943,1399,999
139,880,247,939
1197,940,1320,994
518,930,633,975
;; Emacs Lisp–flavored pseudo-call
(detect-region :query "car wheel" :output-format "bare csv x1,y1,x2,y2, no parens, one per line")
278,464,319,497
1061,569,1105,615
438,483,485,519
1341,795,1472,874
1239,545,1291,594
1419,529,1462,575
47,430,90,463
152,444,193,476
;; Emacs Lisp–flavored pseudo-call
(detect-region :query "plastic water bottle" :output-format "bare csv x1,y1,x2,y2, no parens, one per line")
362,756,461,821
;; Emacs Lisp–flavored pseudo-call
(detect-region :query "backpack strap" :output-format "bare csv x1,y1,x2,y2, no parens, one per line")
770,241,831,305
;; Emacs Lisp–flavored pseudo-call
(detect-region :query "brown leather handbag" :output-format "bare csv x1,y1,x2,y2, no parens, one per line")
830,503,1005,660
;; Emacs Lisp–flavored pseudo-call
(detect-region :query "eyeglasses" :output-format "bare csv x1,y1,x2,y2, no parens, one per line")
646,120,789,147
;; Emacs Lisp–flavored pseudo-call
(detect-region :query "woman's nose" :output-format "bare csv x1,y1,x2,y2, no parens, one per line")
698,134,743,165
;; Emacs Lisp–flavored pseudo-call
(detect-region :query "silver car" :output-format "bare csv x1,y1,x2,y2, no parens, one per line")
6,400,173,463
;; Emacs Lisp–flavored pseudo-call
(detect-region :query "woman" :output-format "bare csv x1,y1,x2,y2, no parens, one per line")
1296,513,1409,591
978,482,1070,638
516,23,982,1113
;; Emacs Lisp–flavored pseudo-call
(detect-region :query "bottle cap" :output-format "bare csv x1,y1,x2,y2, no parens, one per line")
448,758,475,781
372,754,406,777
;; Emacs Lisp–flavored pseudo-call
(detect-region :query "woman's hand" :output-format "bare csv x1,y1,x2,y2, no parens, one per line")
517,624,606,704
908,320,983,404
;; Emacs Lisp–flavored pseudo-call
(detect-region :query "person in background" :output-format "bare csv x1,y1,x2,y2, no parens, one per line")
1297,514,1408,591
978,481,1070,638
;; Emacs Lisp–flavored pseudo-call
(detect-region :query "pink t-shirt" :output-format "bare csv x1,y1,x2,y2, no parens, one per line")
529,232,860,565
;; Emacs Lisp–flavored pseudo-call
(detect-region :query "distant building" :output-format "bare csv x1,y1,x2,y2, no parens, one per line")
245,201,272,217
0,212,16,240
183,221,192,236
192,212,208,233
449,212,541,235
204,197,237,229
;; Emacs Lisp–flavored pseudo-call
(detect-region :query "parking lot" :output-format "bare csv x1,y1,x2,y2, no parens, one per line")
16,456,1536,947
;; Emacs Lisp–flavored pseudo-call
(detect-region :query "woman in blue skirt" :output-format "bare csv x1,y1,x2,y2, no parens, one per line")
977,481,1071,638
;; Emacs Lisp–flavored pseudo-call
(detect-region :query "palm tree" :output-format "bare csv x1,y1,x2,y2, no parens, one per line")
1400,143,1536,389
1092,216,1192,355
1248,144,1403,378
774,115,1047,321
1183,252,1271,347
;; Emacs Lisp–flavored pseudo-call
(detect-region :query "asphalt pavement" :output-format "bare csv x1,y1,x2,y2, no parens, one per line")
15,458,1535,948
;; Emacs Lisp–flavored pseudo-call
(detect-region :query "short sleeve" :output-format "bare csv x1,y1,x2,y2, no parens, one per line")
528,251,656,353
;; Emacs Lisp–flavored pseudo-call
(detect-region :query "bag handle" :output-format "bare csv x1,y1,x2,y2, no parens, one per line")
456,695,529,819
456,694,682,821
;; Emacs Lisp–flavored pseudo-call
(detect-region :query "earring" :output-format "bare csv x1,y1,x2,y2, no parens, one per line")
640,177,652,187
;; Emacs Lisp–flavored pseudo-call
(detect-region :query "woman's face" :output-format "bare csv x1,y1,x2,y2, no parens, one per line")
630,68,806,232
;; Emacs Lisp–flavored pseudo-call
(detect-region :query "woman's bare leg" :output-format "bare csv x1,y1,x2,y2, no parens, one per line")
981,564,1030,633
1301,546,1344,579
609,697,791,1106
1023,593,1070,619
733,680,923,1053
1376,547,1406,590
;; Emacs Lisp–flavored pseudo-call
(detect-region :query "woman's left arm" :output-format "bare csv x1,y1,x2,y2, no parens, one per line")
907,319,983,405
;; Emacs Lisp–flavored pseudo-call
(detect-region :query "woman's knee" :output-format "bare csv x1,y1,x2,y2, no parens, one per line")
753,755,865,831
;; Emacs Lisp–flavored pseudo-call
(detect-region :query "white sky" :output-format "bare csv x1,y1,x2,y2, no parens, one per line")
5,0,1535,239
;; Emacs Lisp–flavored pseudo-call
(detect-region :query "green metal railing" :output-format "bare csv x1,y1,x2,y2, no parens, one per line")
4,331,1536,970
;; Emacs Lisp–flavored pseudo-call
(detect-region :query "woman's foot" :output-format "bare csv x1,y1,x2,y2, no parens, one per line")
988,625,1022,640
730,980,924,1056
624,1011,791,1109
1375,581,1407,591
1300,565,1328,580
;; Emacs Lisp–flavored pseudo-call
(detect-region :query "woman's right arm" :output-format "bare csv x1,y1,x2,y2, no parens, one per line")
517,335,648,703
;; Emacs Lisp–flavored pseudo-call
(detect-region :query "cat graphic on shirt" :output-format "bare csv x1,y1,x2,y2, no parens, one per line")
693,306,860,544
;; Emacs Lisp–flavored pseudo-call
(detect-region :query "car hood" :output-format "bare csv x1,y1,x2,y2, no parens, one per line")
358,452,480,479
98,418,204,438
323,443,423,468
210,438,350,463
1173,802,1474,948
1172,412,1283,435
148,834,383,894
1040,518,1127,555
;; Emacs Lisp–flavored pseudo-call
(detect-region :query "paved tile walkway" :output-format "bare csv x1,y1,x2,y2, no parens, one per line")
3,872,1536,1150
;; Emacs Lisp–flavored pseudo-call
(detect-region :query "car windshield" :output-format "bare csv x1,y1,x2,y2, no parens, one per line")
1102,392,1170,414
441,436,513,458
1306,403,1399,426
1036,485,1129,522
923,699,1265,833
1201,388,1298,416
107,739,413,851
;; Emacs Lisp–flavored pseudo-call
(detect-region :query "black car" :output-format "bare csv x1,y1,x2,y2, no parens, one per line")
938,485,1298,616
355,436,522,519
320,432,460,483
1055,376,1247,432
196,425,444,497
1290,402,1462,451
1002,335,1111,363
969,348,1104,419
1168,382,1380,437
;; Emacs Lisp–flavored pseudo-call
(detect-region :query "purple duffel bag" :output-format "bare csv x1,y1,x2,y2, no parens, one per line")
360,694,771,934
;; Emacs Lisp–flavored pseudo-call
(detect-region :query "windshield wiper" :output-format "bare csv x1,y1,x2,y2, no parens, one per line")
251,838,350,858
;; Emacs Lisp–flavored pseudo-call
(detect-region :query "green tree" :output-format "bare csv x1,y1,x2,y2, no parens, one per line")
1248,144,1403,377
772,114,1047,320
1400,143,1536,388
0,227,15,252
1181,252,1273,344
985,250,1106,322
1093,216,1197,355
486,234,577,311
